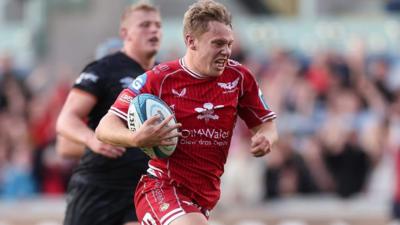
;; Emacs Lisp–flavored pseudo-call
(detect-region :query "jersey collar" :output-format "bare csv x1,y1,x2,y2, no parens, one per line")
179,58,210,80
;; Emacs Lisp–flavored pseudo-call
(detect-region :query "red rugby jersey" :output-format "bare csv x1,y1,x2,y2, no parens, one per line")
110,58,276,209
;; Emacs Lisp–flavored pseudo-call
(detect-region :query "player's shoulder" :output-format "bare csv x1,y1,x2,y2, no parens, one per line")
82,52,124,74
227,59,242,68
127,60,180,93
74,59,102,86
226,59,246,71
74,53,129,88
225,59,253,76
150,59,181,76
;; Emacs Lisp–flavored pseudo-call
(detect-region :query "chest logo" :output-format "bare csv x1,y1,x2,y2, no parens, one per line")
217,77,239,91
194,103,224,122
172,88,187,97
75,72,99,84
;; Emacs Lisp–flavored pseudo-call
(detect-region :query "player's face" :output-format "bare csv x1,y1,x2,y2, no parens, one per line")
123,10,162,57
194,21,234,77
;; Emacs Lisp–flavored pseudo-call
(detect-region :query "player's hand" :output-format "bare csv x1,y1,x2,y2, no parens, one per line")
133,114,181,148
87,135,126,158
250,133,272,157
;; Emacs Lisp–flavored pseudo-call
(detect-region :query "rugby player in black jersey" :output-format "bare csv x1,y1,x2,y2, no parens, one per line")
56,2,162,225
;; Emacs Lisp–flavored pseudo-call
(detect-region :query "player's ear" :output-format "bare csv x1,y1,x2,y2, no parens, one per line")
185,34,196,50
120,27,128,40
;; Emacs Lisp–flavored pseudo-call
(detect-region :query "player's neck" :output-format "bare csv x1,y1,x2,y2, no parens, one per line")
183,54,207,78
123,49,155,71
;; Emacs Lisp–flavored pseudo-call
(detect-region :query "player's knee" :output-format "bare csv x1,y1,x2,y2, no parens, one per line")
169,212,208,225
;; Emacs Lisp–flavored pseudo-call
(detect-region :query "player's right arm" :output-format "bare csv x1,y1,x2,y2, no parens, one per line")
56,89,125,158
96,110,179,148
96,72,181,148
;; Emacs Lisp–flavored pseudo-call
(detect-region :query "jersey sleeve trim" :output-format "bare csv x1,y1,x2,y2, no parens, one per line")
109,107,127,121
249,109,277,123
71,87,98,100
261,112,277,122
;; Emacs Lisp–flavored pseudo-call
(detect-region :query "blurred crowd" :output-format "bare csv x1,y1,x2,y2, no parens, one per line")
222,39,398,205
0,53,77,199
0,38,398,208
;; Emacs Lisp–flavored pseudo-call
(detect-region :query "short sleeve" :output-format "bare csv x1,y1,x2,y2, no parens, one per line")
73,64,104,98
237,68,276,129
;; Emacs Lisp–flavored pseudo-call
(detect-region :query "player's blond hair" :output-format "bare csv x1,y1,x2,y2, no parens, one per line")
183,0,232,38
120,1,159,29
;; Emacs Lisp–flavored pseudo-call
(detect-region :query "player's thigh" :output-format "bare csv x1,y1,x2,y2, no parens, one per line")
169,212,208,225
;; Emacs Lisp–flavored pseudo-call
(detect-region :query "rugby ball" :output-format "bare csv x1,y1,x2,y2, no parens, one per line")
127,94,178,159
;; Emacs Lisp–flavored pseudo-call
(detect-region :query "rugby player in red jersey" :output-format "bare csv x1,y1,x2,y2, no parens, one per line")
96,1,278,225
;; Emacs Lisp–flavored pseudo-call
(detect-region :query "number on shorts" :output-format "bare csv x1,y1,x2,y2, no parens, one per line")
141,212,157,225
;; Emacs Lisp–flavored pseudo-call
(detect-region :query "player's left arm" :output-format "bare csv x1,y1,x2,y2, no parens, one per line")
250,119,278,157
235,64,278,157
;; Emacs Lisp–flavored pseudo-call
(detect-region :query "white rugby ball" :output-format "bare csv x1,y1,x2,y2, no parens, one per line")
127,93,178,159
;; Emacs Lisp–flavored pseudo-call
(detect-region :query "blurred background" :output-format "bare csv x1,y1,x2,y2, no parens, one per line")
1,0,400,225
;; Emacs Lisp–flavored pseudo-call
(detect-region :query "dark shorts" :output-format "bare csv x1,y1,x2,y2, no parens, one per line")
63,181,137,225
393,200,400,219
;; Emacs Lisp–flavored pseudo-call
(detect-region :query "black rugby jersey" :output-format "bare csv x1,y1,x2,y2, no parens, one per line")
71,51,149,189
